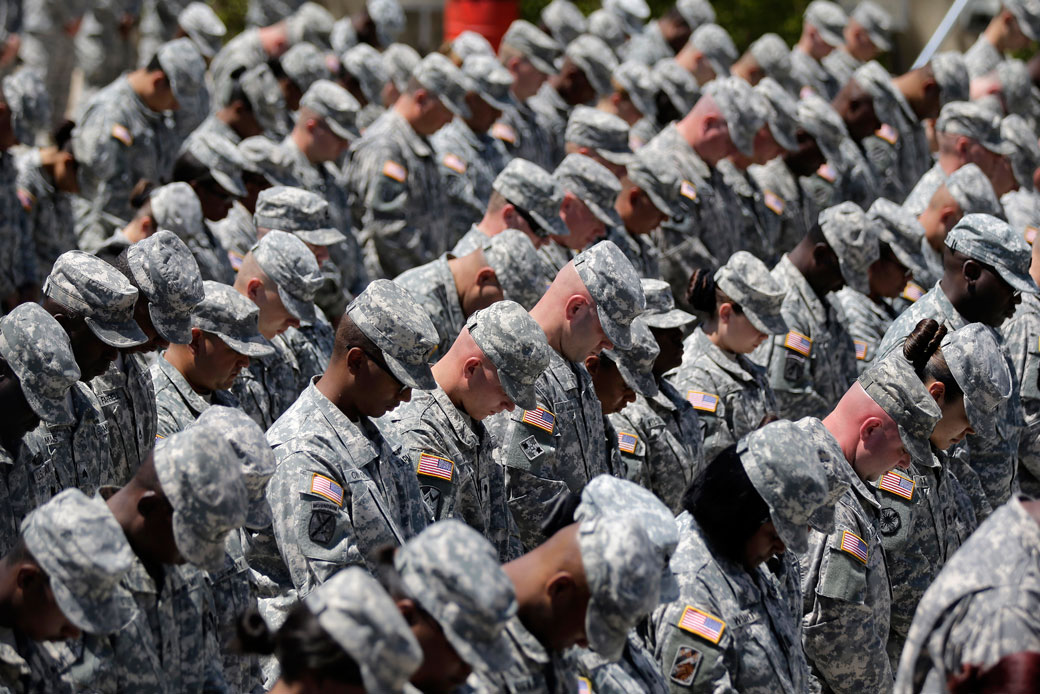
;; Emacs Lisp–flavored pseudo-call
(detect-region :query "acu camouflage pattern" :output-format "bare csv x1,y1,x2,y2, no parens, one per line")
253,186,344,246
0,302,79,426
91,353,158,488
127,230,206,345
14,147,75,286
573,240,647,350
151,353,241,439
1002,291,1040,497
149,182,235,285
393,254,468,360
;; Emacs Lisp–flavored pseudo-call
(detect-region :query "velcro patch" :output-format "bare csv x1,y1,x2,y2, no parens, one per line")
816,163,836,183
417,452,454,481
521,407,555,433
879,470,915,500
111,124,134,146
617,431,638,454
309,473,344,506
442,153,466,174
783,331,812,357
839,530,868,563
677,606,725,644
854,340,868,361
669,645,703,686
763,190,785,215
875,123,898,145
308,509,336,545
679,180,698,201
686,391,719,413
382,160,406,182
491,122,517,144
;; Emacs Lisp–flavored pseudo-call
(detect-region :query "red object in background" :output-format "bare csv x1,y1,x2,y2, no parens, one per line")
443,0,519,50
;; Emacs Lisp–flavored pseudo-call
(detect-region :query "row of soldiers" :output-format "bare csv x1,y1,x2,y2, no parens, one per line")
0,0,1037,692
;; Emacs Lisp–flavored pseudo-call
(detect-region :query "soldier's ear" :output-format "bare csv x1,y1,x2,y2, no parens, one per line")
475,267,498,287
344,346,366,373
584,355,600,376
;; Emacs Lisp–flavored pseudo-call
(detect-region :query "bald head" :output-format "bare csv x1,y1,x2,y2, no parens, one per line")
675,93,736,166
529,262,611,362
823,382,909,482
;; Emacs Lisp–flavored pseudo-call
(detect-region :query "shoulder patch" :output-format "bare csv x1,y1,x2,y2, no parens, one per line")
763,189,785,215
442,153,466,174
816,162,836,183
669,645,703,686
679,180,698,201
677,606,725,644
875,123,898,145
879,470,915,500
309,473,344,506
308,508,336,545
617,431,639,454
417,452,454,481
491,122,517,144
15,188,35,212
686,390,719,413
577,676,593,694
111,124,134,146
783,331,813,357
901,282,924,302
853,339,868,361
839,530,869,563
381,160,407,182
521,407,555,434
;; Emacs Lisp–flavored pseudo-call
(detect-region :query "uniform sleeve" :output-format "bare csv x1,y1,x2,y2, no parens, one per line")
940,587,1040,676
754,315,831,421
392,426,454,524
651,598,737,694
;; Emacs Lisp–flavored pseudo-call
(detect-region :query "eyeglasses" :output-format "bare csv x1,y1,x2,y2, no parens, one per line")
362,347,408,395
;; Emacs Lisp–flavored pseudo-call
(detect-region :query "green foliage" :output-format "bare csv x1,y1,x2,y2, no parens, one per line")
212,0,250,41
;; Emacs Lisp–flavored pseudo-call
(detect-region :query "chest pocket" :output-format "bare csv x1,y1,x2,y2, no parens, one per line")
817,530,869,604
728,384,769,441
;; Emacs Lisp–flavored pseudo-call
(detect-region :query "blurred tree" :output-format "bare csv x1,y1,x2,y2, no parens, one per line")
213,0,249,41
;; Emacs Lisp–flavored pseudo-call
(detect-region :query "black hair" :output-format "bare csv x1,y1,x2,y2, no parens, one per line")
902,318,962,400
52,120,75,151
226,67,256,112
146,54,164,75
331,313,381,361
654,90,683,127
685,267,742,318
267,56,287,81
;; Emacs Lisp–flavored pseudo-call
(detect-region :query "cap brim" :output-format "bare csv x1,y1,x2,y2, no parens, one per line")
441,622,514,674
529,207,570,238
172,512,227,571
439,94,472,120
214,331,277,358
277,285,317,326
770,123,799,153
597,149,635,166
212,169,247,199
23,386,74,426
900,424,933,466
587,199,624,229
482,92,519,112
597,306,633,350
585,601,628,662
982,138,1015,157
85,315,150,349
839,259,870,296
816,25,845,48
640,185,676,218
51,575,137,635
742,306,787,336
384,351,437,391
772,515,809,555
527,54,558,76
615,359,659,397
962,393,996,439
660,570,679,603
294,227,348,246
499,369,539,410
246,497,273,529
149,303,193,345
867,31,891,52
995,265,1040,295
327,118,361,142
643,308,696,330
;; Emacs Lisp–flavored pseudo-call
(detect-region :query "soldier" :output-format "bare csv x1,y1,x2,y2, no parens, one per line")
603,318,663,480
75,0,143,106
395,229,544,358
17,0,85,128
0,80,32,309
583,342,638,478
625,0,714,66
790,0,847,98
599,61,657,133
174,2,227,63
209,14,290,97
346,53,470,278
194,63,283,145
337,43,389,130
174,132,247,239
278,42,330,115
540,0,587,46
489,240,644,548
381,43,421,108
636,58,700,146
141,181,234,286
731,33,795,88
676,23,738,86
564,106,634,181
385,300,551,560
822,1,892,88
330,0,405,54
964,0,1040,78
753,203,877,420
609,146,682,279
0,489,136,693
152,281,273,438
541,153,622,275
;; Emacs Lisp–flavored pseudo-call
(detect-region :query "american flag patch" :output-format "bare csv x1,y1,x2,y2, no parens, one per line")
763,190,785,215
491,122,517,144
901,282,924,302
783,331,812,357
817,163,836,182
577,677,592,694
875,123,898,145
879,470,915,500
521,407,555,433
382,160,407,182
442,153,467,174
417,452,454,481
1026,226,1038,245
854,340,868,361
111,123,134,146
680,180,698,201
228,252,244,271
686,390,719,413
617,431,638,454
310,473,345,506
15,188,34,212
677,606,725,644
840,530,868,563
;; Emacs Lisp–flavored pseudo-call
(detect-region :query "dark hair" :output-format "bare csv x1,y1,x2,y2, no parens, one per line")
331,314,381,361
685,267,742,317
902,319,963,400
236,604,364,685
172,151,211,186
947,652,1040,694
654,90,683,127
52,120,75,151
146,53,164,75
267,56,287,80
226,67,255,112
129,179,156,211
681,446,770,562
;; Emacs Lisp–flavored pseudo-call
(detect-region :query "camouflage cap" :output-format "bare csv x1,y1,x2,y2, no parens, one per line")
867,198,929,279
639,278,696,329
492,158,569,238
153,425,248,570
345,279,438,390
452,31,495,61
231,63,285,136
851,1,892,52
1005,0,1040,41
565,34,618,98
251,230,325,325
941,323,1013,438
3,68,50,145
22,489,136,635
995,59,1032,116
574,475,680,603
304,567,423,693
604,316,660,397
466,300,551,410
797,93,849,163
945,163,1002,217
395,520,518,672
540,0,588,45
578,513,667,661
858,355,942,464
573,240,646,349
676,0,716,30
714,251,788,335
554,153,623,229
704,76,770,158
44,251,148,348
193,280,274,359
286,2,335,48
755,77,799,153
931,51,969,106
852,60,895,114
177,2,226,59
341,44,389,106
239,135,296,186
280,42,329,93
156,38,207,112
588,10,628,48
481,229,546,309
945,213,1038,294
689,24,738,78
500,20,562,76
368,0,406,48
254,186,346,246
462,54,517,111
804,0,848,47
383,43,421,92
150,182,204,246
1001,115,1040,190
626,147,683,218
0,303,79,425
603,0,650,35
749,34,794,88
192,405,277,529
936,101,1013,156
185,131,247,198
819,201,880,295
653,58,700,116
565,106,634,167
792,416,857,532
740,420,830,554
413,52,472,119
127,230,206,345
300,79,361,141
613,61,657,120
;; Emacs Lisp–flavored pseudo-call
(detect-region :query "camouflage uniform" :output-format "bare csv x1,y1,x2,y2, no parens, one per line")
0,146,28,299
18,0,86,128
748,157,820,259
1003,291,1040,496
963,35,1002,79
609,146,683,280
151,355,239,439
14,148,75,285
149,181,235,286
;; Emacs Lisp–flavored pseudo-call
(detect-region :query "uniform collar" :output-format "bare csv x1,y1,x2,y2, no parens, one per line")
157,352,213,417
775,255,831,326
688,326,758,383
429,384,481,451
303,380,380,467
387,108,432,158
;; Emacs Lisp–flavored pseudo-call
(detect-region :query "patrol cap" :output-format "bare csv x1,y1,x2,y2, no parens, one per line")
804,0,848,47
689,23,738,78
44,251,148,348
177,2,226,59
626,148,682,218
749,34,794,88
945,213,1038,294
935,101,1013,156
867,198,929,279
603,0,650,35
941,323,1013,439
394,520,518,672
236,63,285,135
945,163,1002,217
21,489,136,635
604,317,659,397
254,186,345,246
154,425,247,570
280,42,329,93
540,0,588,45
492,158,569,238
741,420,830,554
704,76,770,158
466,300,551,410
852,60,895,110
1001,114,1040,190
554,153,623,229
3,68,50,145
156,38,207,111
653,58,700,116
368,0,406,48
462,54,517,111
251,230,325,325
931,51,969,106
299,79,362,141
578,513,666,661
797,93,849,162
565,34,618,98
851,1,892,52
1004,0,1040,41
193,280,274,359
185,132,247,198
995,59,1032,116
192,405,277,529
819,201,880,295
639,278,696,329
572,240,646,349
858,355,942,463
613,61,657,120
574,475,680,603
481,229,546,309
303,567,423,693
588,10,628,49
341,44,389,106
793,416,857,533
286,2,335,48
345,279,438,390
501,20,562,76
0,303,79,426
713,251,788,335
755,77,799,153
452,30,495,61
384,43,421,92
413,52,472,119
127,230,206,345
565,106,634,167
239,135,295,186
676,0,716,30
